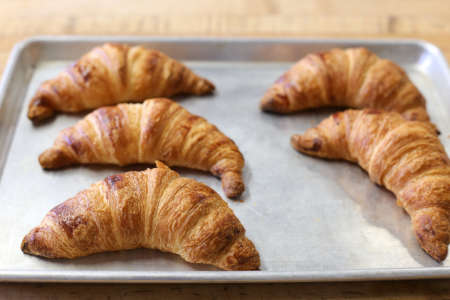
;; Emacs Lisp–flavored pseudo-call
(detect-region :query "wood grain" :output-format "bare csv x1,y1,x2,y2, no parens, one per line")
1,0,450,298
1,0,450,76
1,280,450,300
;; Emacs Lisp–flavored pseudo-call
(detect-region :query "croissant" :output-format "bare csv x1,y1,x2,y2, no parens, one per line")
291,109,450,261
39,98,245,198
21,162,260,270
260,47,430,122
28,43,215,122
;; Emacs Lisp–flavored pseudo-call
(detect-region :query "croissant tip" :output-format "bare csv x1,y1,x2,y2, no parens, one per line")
39,148,74,169
259,97,276,112
221,172,245,199
414,211,450,262
291,132,323,154
20,228,61,259
197,78,215,95
21,230,38,256
21,238,29,253
260,95,290,113
28,97,55,123
206,79,216,91
418,234,449,262
220,237,260,270
423,241,448,262
435,250,448,263
290,134,301,146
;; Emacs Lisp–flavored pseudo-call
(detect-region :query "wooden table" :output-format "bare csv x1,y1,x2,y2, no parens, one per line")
1,0,450,298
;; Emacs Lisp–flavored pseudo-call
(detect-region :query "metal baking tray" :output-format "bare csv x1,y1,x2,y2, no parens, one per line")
0,37,450,283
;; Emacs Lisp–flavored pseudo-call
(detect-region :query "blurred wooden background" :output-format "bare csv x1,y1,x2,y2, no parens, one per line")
1,0,450,298
2,0,450,75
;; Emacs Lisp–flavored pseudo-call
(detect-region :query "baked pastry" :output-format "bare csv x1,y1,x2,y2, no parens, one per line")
39,98,245,198
21,162,260,270
28,43,215,122
291,109,450,261
260,47,429,122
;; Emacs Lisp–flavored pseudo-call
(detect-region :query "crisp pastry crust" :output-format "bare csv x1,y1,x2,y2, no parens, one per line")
39,98,245,198
260,48,429,122
291,109,450,261
28,43,215,122
21,162,260,270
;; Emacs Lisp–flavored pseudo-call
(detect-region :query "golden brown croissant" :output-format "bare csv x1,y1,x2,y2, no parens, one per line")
28,43,215,122
39,98,245,198
260,47,429,122
21,162,260,270
291,109,450,261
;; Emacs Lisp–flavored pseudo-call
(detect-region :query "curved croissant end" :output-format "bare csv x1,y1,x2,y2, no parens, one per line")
39,98,245,198
412,208,449,262
220,172,245,199
28,43,215,123
261,48,430,122
192,77,215,95
39,148,76,169
291,132,330,160
27,95,56,122
291,109,450,261
21,164,260,270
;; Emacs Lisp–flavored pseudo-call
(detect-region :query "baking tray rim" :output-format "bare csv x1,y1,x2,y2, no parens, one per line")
1,36,450,283
2,267,450,283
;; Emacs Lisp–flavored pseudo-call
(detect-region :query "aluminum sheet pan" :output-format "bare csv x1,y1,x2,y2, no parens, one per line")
0,37,450,282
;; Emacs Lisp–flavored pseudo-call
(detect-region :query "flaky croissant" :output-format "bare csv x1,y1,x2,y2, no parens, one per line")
291,109,450,261
21,162,260,270
28,43,215,122
260,47,429,122
39,98,245,198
